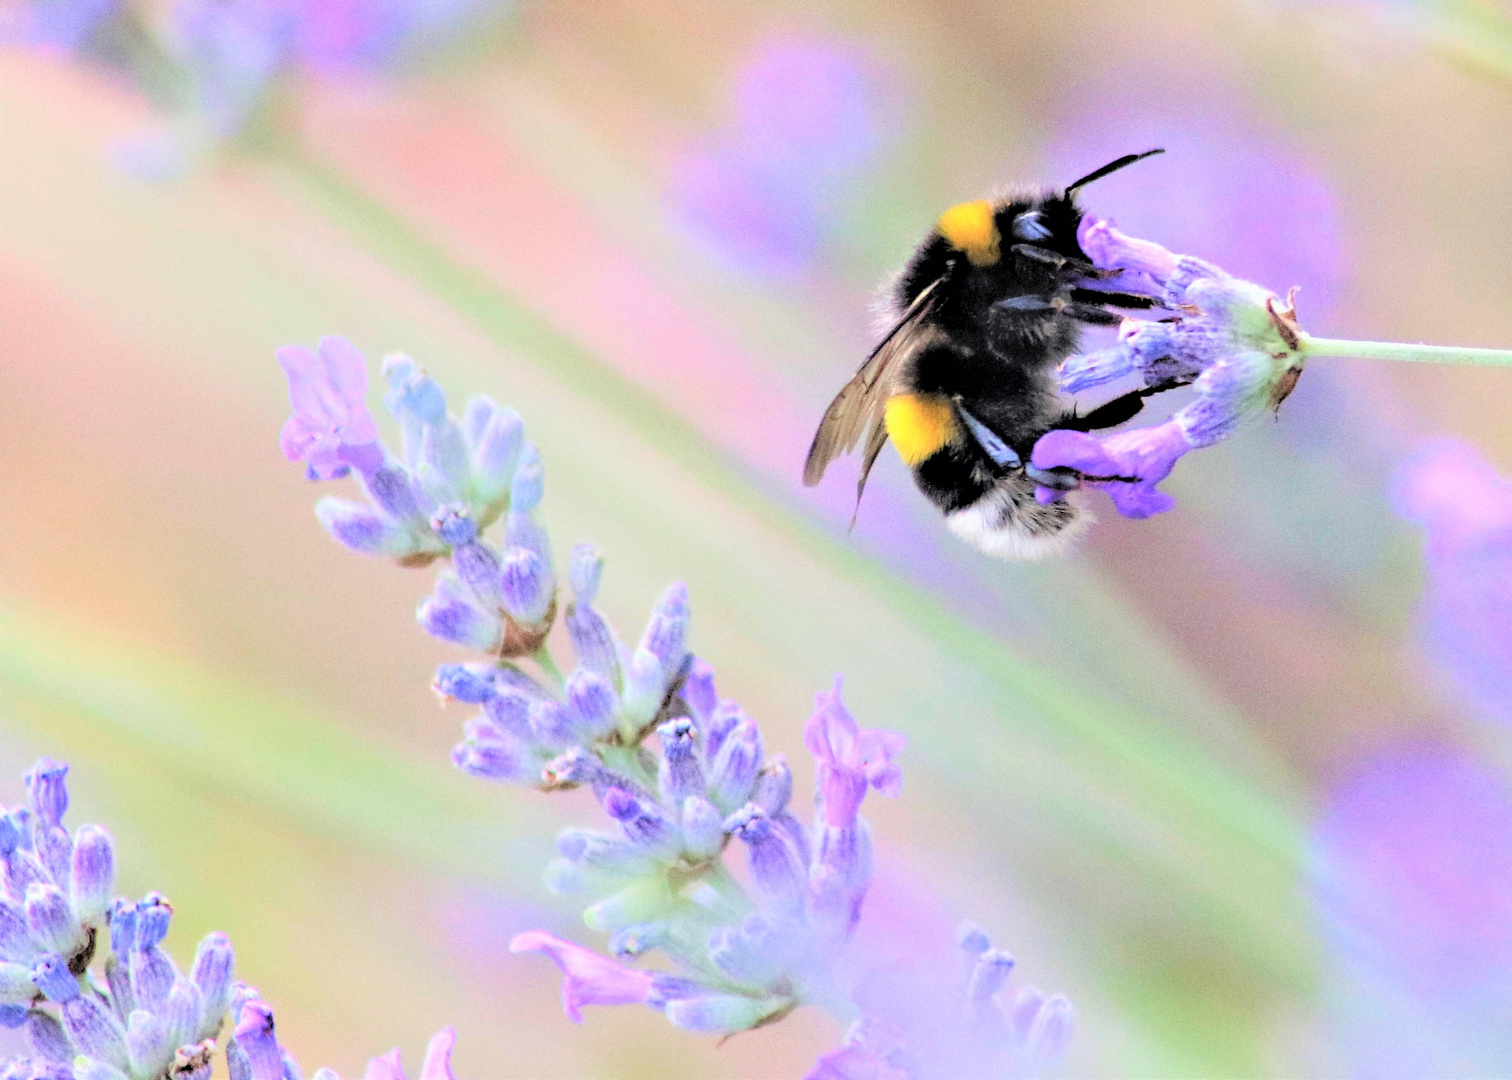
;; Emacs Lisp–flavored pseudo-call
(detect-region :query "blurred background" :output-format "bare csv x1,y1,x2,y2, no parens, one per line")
2,0,1512,1075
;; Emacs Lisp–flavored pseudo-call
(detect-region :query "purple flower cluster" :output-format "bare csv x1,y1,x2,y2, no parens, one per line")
0,759,456,1080
279,341,1073,1074
1030,218,1308,519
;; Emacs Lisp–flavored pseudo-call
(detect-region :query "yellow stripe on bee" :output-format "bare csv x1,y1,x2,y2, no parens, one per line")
885,393,958,465
937,199,1001,266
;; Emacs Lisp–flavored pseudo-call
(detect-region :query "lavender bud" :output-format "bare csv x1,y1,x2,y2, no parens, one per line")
106,953,135,1022
383,355,446,428
682,659,717,723
163,975,204,1048
957,921,991,959
681,797,724,859
967,948,1015,1004
135,895,170,950
621,649,665,728
70,826,114,927
418,574,502,652
608,922,668,959
33,825,71,892
190,932,234,1039
527,700,573,750
108,900,136,957
461,395,497,446
724,805,804,912
565,603,623,687
421,419,472,497
565,669,619,742
0,901,29,962
25,1007,71,1060
29,955,77,1003
472,407,523,506
1024,993,1074,1067
708,719,762,814
430,505,477,547
452,539,505,612
484,691,533,740
752,757,792,814
432,663,498,705
657,719,705,806
4,849,48,904
361,463,429,527
24,762,68,828
703,702,743,764
500,548,553,626
568,544,603,605
24,885,80,958
509,444,544,513
314,498,414,557
603,788,677,851
451,736,532,783
125,1008,174,1079
639,582,690,679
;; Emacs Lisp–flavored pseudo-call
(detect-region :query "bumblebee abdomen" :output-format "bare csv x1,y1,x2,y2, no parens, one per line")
883,393,960,466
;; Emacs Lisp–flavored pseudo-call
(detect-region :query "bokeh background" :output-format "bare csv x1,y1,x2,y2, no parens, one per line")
2,0,1512,1075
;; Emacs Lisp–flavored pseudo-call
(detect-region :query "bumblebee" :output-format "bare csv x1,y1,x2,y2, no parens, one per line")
804,150,1166,558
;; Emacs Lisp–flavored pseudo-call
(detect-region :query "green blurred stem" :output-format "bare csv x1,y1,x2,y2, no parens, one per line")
1300,335,1512,367
532,645,565,689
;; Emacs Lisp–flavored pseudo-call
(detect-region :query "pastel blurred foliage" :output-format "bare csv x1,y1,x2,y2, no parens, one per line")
1,0,1512,1076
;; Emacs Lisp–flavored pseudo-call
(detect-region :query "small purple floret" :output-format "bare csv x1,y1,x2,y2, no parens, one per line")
278,336,382,481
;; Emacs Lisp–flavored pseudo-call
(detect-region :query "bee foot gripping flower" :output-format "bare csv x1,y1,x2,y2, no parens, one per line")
1037,215,1512,522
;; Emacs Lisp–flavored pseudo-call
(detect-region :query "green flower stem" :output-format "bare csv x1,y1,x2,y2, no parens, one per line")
531,645,565,689
1300,335,1512,367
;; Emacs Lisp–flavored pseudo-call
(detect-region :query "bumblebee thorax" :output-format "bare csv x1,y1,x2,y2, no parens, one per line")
936,200,1001,267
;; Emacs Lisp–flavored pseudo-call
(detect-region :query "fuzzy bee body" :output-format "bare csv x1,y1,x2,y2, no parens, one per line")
804,152,1164,559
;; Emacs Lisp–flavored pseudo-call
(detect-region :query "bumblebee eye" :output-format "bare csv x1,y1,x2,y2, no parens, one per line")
1012,211,1052,241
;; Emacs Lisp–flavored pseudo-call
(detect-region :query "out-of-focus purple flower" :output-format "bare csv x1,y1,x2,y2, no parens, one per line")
1314,743,1512,991
1046,111,1347,317
803,678,905,829
278,336,382,481
509,931,656,1022
670,36,894,277
171,0,300,140
25,0,121,51
1394,438,1512,723
808,925,1073,1080
310,1027,458,1080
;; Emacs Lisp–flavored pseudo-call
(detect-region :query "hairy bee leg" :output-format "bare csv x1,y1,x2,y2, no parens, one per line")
955,405,1023,470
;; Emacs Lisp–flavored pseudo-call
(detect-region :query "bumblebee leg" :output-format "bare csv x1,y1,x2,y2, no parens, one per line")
1061,302,1124,327
1057,378,1192,433
955,404,1022,470
994,295,1060,314
1069,287,1159,310
1010,244,1095,275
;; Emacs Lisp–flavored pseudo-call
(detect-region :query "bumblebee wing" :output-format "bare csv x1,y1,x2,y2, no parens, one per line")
802,278,942,488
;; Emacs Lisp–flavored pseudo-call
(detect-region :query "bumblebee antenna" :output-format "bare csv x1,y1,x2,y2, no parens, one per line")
1066,148,1164,193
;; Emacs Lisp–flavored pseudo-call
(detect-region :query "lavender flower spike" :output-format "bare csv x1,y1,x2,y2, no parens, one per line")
1037,215,1512,521
277,336,383,481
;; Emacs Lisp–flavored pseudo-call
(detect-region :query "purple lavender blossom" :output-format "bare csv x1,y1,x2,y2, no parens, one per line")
670,36,893,277
286,349,1073,1070
804,678,904,830
278,336,382,481
1313,742,1512,1075
24,0,121,51
1393,438,1512,724
508,932,655,1021
1032,219,1306,518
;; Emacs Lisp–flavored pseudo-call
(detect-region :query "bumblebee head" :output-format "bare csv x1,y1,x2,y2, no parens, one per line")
936,200,1001,267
